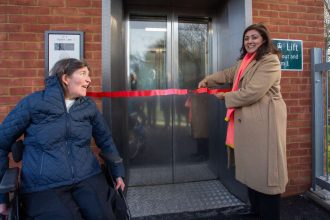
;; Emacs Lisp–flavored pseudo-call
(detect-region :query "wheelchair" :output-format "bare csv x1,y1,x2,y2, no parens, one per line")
0,141,131,220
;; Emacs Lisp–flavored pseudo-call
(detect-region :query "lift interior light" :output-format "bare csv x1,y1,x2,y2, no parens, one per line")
145,28,167,32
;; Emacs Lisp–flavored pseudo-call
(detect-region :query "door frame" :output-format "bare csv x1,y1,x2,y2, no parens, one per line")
102,0,252,202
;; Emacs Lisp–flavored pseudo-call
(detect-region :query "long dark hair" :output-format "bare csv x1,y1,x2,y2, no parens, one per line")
238,23,281,61
49,58,90,80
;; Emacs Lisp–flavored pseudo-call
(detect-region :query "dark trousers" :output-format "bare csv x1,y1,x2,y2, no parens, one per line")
248,187,281,220
22,173,116,220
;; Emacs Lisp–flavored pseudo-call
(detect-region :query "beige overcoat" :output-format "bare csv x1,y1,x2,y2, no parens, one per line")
205,53,288,195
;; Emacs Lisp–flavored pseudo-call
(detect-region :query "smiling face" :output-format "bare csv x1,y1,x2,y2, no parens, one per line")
62,67,91,99
244,29,265,54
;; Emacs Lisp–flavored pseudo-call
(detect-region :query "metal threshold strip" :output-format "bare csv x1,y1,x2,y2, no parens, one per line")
126,180,245,218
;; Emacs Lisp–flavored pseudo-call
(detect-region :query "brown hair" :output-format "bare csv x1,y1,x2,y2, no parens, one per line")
239,23,281,61
49,58,90,82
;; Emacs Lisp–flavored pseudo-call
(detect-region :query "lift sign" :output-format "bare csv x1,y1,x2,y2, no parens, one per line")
272,39,303,71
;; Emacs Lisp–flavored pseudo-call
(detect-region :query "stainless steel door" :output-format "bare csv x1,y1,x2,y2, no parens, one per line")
127,14,216,186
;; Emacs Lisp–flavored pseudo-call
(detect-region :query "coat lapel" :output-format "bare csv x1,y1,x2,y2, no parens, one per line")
239,59,257,82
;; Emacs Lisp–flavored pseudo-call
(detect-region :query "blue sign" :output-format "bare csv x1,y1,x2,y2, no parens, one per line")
272,39,303,71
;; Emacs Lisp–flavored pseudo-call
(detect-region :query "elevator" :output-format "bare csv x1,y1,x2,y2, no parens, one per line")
102,0,252,217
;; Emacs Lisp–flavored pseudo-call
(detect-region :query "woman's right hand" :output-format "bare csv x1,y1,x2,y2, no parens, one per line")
0,203,8,216
198,78,208,88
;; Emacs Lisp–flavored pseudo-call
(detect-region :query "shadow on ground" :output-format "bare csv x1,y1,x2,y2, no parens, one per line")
132,195,330,220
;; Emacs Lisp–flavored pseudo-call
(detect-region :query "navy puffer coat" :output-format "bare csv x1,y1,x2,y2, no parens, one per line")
0,75,124,202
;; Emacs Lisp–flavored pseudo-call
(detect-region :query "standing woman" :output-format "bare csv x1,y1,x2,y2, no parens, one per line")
0,58,125,220
198,23,288,220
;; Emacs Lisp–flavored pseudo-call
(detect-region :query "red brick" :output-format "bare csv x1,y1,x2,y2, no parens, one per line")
48,25,79,31
0,106,9,115
0,24,21,32
254,3,269,10
77,8,100,16
67,0,92,8
252,9,260,17
92,17,101,25
278,25,299,33
23,42,43,50
271,18,289,25
0,14,6,23
92,1,101,8
52,8,78,15
93,34,101,42
289,149,310,156
0,42,24,50
269,3,288,11
22,24,49,33
9,0,36,6
271,0,298,4
8,15,37,23
0,33,7,40
38,0,64,7
287,128,299,136
0,51,37,59
0,60,23,68
7,69,38,77
298,127,311,135
259,10,279,18
287,157,300,164
23,60,44,69
288,120,310,128
285,99,299,106
288,5,307,13
10,87,34,95
38,16,64,24
85,42,101,51
299,143,311,149
21,6,50,15
65,16,92,24
0,87,9,96
8,33,38,41
306,6,324,14
0,96,21,105
0,6,23,14
278,11,298,19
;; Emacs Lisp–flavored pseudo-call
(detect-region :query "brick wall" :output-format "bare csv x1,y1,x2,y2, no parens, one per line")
0,0,326,196
0,0,102,121
253,0,324,196
0,0,102,166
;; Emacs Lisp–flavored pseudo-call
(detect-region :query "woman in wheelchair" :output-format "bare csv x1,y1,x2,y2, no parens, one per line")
0,58,125,220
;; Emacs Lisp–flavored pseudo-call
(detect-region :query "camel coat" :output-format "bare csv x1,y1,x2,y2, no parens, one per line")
206,53,288,195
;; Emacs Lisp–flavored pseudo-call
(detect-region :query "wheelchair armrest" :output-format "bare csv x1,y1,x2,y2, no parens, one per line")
99,152,123,165
0,168,19,193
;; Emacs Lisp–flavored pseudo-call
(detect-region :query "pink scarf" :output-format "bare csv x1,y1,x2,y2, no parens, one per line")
225,52,256,148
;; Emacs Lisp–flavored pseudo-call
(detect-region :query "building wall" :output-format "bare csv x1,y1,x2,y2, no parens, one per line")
0,0,103,117
252,0,324,196
0,0,325,196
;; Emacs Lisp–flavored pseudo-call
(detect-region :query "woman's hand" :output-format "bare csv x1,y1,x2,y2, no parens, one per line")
198,78,208,88
0,203,8,216
115,177,125,191
214,92,225,100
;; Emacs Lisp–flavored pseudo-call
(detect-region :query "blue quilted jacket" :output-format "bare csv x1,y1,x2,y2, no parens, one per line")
0,75,124,202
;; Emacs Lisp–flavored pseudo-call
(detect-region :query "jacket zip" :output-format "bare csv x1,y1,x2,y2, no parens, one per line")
66,113,75,182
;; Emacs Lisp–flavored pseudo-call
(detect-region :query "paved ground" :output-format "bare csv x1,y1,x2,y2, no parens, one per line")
133,194,330,220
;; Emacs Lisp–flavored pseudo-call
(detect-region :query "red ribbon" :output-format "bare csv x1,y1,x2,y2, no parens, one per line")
87,88,230,98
